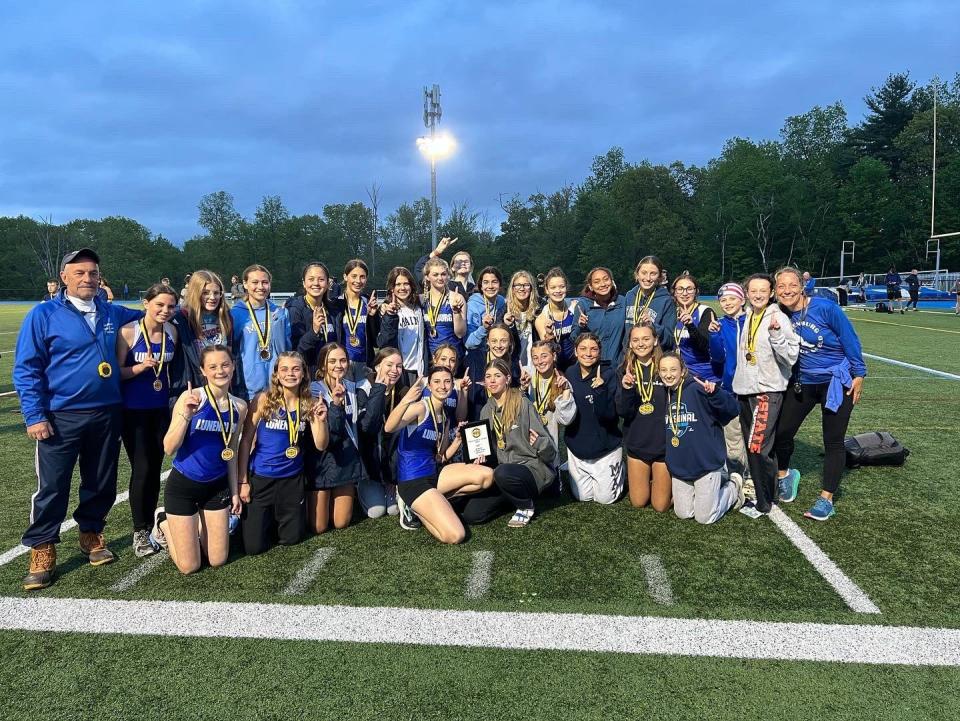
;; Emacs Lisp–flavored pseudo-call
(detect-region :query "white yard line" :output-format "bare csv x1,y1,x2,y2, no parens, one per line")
863,353,960,381
639,555,674,606
110,552,168,592
0,470,170,567
768,507,880,614
1,596,957,666
465,550,494,600
282,547,336,596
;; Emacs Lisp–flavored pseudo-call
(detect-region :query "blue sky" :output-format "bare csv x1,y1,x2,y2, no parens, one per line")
0,1,956,243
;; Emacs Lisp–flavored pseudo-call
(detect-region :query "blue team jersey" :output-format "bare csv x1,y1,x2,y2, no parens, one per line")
341,296,369,362
121,322,176,410
674,304,719,382
423,292,461,357
173,393,239,482
422,386,458,425
540,302,576,369
249,406,306,478
397,400,445,482
787,298,867,385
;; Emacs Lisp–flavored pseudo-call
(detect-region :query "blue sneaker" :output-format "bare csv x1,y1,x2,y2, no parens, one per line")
804,497,835,521
778,469,800,503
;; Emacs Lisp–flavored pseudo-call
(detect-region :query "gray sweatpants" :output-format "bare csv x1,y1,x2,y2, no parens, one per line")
672,469,738,524
723,417,748,477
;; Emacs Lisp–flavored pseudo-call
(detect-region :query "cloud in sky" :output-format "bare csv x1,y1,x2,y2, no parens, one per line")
0,0,956,242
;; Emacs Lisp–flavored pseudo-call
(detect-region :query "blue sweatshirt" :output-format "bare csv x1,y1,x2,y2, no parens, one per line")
708,314,746,391
14,291,142,426
572,295,626,367
663,378,739,481
465,293,507,350
784,298,867,385
231,300,292,400
622,285,677,350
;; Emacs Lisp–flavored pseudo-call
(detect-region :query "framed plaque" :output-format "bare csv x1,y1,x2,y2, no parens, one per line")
460,420,496,467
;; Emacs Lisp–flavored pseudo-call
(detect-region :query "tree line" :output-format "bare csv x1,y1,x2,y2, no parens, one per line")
1,71,957,300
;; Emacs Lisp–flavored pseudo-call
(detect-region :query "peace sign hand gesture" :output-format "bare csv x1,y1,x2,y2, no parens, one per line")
435,236,458,256
403,377,427,403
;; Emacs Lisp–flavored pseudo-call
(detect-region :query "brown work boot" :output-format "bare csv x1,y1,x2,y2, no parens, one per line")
79,531,116,566
23,543,56,591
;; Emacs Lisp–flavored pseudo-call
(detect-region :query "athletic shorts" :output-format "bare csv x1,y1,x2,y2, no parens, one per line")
886,287,899,300
625,449,666,464
397,476,437,506
164,467,230,516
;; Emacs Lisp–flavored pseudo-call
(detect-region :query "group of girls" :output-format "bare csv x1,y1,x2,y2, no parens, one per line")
114,244,866,574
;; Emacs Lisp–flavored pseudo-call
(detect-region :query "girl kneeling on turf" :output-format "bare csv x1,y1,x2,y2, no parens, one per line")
309,342,365,533
659,352,744,524
561,333,624,504
238,352,329,555
385,366,495,544
526,339,575,451
155,345,247,574
481,359,557,527
616,323,670,511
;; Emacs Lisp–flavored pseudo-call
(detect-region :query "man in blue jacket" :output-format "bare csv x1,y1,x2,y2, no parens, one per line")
14,248,142,590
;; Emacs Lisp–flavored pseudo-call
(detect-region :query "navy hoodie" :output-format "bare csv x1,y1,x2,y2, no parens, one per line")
615,366,667,461
622,285,677,350
663,378,739,481
564,365,622,459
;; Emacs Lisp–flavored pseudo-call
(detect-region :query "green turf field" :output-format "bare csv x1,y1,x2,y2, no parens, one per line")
1,303,959,719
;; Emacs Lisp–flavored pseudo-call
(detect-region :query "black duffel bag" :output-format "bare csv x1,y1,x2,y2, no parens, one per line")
844,431,910,468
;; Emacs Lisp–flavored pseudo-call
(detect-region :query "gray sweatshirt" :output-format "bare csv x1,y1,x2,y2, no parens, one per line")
732,304,799,394
480,395,557,491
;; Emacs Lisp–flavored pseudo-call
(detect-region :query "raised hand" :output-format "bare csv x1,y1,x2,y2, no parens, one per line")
519,369,531,391
503,311,516,327
708,319,721,333
768,314,781,331
332,380,346,406
435,236,458,256
403,377,427,403
458,373,472,392
139,356,159,371
366,296,379,316
312,306,327,334
482,312,494,329
554,373,570,392
693,376,716,394
309,399,328,423
183,382,201,417
578,311,589,328
528,429,539,445
590,364,604,389
382,299,398,315
622,369,636,389
678,310,693,326
450,293,465,314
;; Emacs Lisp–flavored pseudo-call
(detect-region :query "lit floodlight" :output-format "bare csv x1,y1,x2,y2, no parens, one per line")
416,133,455,159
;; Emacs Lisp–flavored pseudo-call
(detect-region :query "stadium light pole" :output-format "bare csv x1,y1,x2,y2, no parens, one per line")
417,85,454,251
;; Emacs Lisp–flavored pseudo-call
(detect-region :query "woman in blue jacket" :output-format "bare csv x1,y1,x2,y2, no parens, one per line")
623,255,676,350
773,267,867,521
573,267,626,369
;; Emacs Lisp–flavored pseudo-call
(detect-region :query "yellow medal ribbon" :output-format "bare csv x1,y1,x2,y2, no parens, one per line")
140,319,167,391
203,385,236,461
245,300,272,356
550,305,568,344
491,407,506,450
746,308,765,360
632,290,654,325
307,296,329,341
667,378,684,445
285,398,300,459
344,295,363,345
634,360,655,412
427,397,447,458
427,290,448,337
533,371,551,419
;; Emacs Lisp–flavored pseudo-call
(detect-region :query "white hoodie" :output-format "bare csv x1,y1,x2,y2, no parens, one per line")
732,304,799,394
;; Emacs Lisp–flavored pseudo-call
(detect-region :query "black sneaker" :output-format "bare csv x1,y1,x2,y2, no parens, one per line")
132,530,157,558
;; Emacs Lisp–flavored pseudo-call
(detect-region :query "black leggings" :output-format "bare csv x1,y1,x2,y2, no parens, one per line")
242,472,306,555
773,383,854,494
450,464,540,524
121,407,170,531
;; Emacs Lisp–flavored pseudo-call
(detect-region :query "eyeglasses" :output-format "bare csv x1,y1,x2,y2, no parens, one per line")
513,284,532,290
674,287,697,294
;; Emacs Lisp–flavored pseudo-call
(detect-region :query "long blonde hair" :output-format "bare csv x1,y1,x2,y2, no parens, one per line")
530,339,563,413
486,358,522,431
506,270,538,330
184,270,233,345
259,351,315,421
620,322,662,377
422,256,451,294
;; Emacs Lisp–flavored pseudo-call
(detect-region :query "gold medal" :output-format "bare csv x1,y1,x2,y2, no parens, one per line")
259,348,272,360
427,290,448,338
349,334,360,347
667,378,685,449
634,360,655,416
98,361,113,378
285,446,300,459
140,319,168,390
285,400,301,459
153,379,163,392
344,295,364,346
246,300,272,360
639,403,654,415
204,385,236,463
221,448,235,461
748,355,758,366
671,436,680,447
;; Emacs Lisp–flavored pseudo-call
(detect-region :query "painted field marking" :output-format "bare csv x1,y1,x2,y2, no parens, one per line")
846,315,960,335
0,470,171,568
768,507,880,614
863,353,960,381
2,596,958,666
639,555,674,606
0,391,18,398
465,550,494,600
110,552,168,592
282,547,336,596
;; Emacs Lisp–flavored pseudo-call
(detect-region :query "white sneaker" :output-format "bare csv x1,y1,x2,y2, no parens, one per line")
507,507,535,528
385,486,399,516
149,507,168,550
